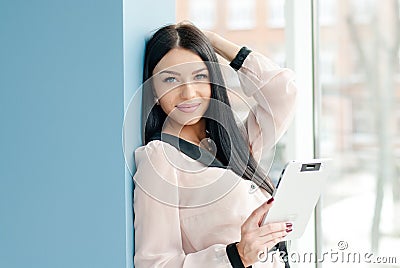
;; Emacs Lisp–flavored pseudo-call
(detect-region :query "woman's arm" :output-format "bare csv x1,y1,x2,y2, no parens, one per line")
205,31,297,160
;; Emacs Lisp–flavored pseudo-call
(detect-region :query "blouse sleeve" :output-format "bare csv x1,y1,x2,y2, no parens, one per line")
237,52,297,161
133,142,232,268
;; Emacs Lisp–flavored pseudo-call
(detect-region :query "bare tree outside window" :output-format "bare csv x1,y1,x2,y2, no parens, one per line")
320,0,400,265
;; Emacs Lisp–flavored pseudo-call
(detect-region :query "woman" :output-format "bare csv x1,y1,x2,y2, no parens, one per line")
133,22,297,267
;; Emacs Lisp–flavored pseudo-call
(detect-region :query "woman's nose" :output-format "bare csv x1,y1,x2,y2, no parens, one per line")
180,82,197,99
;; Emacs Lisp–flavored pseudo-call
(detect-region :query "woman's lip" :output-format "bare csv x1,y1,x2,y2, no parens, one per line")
176,103,201,108
176,103,201,113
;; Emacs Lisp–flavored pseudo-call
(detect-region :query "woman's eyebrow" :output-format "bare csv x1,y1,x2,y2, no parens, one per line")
192,67,207,74
159,67,207,76
159,70,181,76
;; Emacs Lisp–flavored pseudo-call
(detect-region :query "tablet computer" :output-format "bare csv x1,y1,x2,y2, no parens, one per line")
261,159,330,240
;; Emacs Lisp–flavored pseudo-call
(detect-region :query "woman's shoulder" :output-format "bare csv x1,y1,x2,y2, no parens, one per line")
133,138,209,180
134,139,165,154
134,140,177,166
133,140,181,184
133,140,181,206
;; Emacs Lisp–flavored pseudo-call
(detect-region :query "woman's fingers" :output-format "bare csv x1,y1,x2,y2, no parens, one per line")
238,198,293,265
258,222,287,237
243,197,274,229
237,228,287,266
257,223,292,250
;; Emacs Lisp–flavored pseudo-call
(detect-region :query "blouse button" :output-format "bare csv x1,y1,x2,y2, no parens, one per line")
249,182,258,193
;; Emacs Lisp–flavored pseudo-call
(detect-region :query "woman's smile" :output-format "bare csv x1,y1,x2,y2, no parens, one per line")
175,102,201,113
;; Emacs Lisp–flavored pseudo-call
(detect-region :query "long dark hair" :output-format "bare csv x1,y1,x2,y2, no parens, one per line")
142,23,274,195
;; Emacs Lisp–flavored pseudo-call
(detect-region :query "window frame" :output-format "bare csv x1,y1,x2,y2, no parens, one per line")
284,0,321,267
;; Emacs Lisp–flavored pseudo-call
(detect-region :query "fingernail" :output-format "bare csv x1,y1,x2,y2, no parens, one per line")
286,228,293,233
267,197,274,204
286,223,293,228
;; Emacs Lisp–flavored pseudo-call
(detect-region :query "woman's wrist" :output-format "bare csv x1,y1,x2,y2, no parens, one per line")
226,242,251,268
229,46,252,71
204,31,241,62
203,30,217,46
214,35,241,62
236,242,251,267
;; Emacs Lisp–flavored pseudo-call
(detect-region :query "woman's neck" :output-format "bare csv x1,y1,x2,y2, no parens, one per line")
162,118,207,145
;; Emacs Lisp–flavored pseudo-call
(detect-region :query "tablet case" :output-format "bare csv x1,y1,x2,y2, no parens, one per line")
262,159,330,240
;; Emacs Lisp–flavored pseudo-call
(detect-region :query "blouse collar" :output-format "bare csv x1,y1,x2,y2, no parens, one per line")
149,132,227,168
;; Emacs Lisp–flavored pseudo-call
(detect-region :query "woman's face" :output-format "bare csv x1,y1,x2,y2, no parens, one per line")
152,48,211,129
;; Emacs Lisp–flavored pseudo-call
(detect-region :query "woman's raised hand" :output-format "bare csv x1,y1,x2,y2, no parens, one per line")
236,198,292,266
202,30,241,62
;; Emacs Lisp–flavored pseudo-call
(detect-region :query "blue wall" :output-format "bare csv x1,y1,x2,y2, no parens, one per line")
0,0,174,267
123,1,175,267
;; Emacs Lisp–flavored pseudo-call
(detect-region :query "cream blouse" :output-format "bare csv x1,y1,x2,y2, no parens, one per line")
133,52,297,267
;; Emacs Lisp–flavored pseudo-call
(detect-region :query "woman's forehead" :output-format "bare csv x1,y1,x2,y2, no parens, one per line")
153,48,207,75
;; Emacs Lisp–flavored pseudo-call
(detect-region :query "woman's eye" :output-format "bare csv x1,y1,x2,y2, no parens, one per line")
163,77,178,83
194,74,208,80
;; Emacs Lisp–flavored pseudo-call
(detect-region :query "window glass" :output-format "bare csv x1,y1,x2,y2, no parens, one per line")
226,0,256,30
350,0,374,24
188,0,216,30
267,0,285,28
320,0,336,26
319,0,400,266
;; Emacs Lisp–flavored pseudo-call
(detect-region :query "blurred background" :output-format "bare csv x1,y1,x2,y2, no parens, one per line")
177,0,400,267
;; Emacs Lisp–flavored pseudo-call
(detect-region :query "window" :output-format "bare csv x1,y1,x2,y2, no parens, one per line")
319,0,336,26
267,0,285,28
188,0,216,30
351,0,374,24
226,0,256,30
319,0,400,265
319,50,335,84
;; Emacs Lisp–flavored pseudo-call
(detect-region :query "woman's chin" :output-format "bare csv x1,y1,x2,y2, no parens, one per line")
166,116,204,128
179,117,203,126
